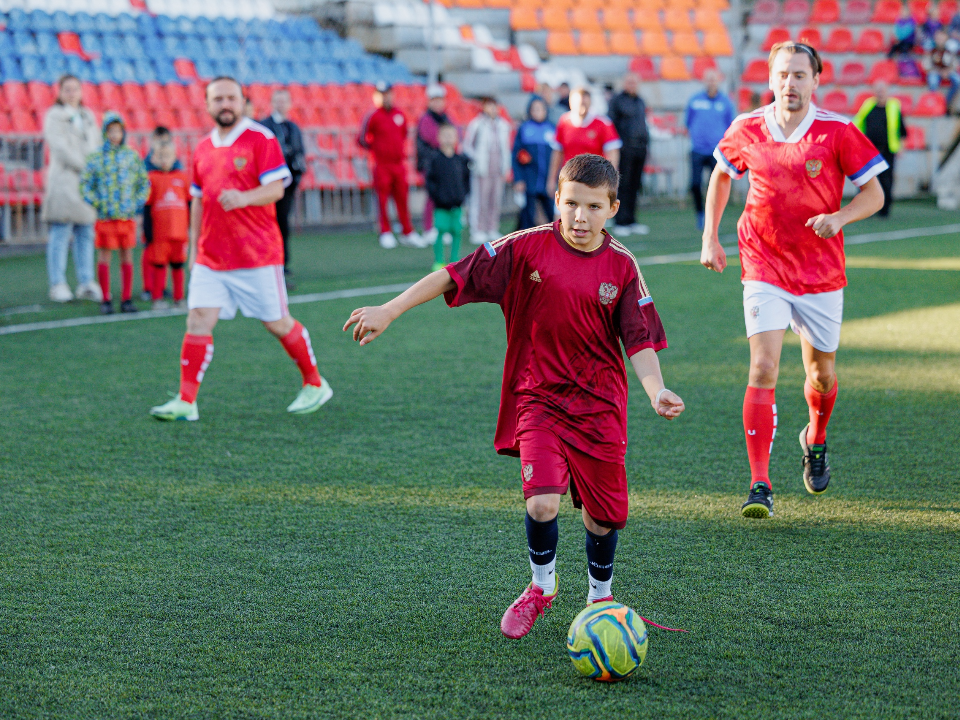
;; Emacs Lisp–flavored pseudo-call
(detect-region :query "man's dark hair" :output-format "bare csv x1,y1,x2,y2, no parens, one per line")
152,126,172,139
205,76,243,97
557,154,619,204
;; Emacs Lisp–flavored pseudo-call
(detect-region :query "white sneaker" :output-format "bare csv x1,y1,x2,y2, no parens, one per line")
613,225,633,237
442,232,452,246
74,282,103,302
399,231,426,248
470,231,488,245
286,378,334,415
152,299,171,311
379,231,398,249
150,394,199,422
631,223,650,235
49,283,74,303
423,227,439,244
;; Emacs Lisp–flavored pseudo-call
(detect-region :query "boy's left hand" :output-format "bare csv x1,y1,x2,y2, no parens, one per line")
654,390,685,420
219,189,248,211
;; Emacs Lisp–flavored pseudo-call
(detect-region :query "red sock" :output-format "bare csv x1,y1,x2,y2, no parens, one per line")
141,252,152,295
97,262,111,301
171,267,184,301
120,263,133,302
179,334,214,403
743,386,777,489
805,379,838,445
153,265,167,301
279,321,322,387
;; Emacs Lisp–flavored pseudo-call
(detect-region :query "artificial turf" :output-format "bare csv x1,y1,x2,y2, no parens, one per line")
1,200,958,719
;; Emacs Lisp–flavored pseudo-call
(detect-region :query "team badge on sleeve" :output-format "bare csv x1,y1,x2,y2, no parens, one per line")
805,159,823,178
598,283,619,306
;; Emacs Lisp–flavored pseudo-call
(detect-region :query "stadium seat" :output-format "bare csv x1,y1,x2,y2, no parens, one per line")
692,9,723,31
810,0,841,22
871,0,901,23
692,56,718,80
99,82,122,111
542,10,570,32
838,61,867,85
742,59,770,83
578,31,610,55
819,59,835,84
661,57,691,81
698,0,731,8
608,32,639,55
856,29,887,54
639,31,670,56
81,83,102,110
908,0,929,22
841,0,873,23
849,90,873,113
121,82,146,110
762,27,791,52
939,0,960,22
672,32,703,56
601,8,631,31
570,8,602,30
10,109,39,133
749,0,780,23
821,90,849,114
914,90,947,115
631,9,663,31
662,9,693,32
173,58,199,81
823,28,853,53
629,56,659,82
703,30,733,56
781,0,811,24
546,32,578,55
868,59,898,84
892,93,915,115
26,81,53,111
903,124,926,149
797,27,821,47
510,7,540,32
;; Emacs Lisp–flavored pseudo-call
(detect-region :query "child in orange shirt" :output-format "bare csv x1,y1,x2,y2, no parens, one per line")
143,130,190,310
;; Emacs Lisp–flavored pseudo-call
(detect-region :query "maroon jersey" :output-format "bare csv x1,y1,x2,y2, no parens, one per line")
445,221,667,463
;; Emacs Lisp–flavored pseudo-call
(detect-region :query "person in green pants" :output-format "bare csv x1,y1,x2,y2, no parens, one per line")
425,124,472,271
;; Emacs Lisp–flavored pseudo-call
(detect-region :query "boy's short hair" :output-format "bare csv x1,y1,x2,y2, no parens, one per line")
767,41,823,75
152,126,172,140
557,154,619,204
438,122,458,135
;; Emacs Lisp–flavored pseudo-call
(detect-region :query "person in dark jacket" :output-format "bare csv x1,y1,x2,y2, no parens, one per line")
426,124,470,271
416,84,456,244
260,89,305,279
512,95,556,230
608,73,650,235
852,81,907,217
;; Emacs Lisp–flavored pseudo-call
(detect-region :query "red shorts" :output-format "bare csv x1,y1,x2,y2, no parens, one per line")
146,240,187,266
518,428,629,529
94,219,137,250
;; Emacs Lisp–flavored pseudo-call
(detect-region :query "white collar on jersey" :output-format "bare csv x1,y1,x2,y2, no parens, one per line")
210,116,253,149
566,110,599,128
763,102,817,143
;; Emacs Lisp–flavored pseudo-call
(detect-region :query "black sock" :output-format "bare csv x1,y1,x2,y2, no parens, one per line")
525,513,558,592
585,527,618,601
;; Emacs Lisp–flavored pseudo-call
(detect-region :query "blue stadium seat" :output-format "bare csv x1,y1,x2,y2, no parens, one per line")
245,19,269,39
133,58,156,83
308,39,329,56
0,57,24,83
51,11,73,34
19,55,44,82
175,16,197,37
155,16,177,37
109,58,136,84
12,31,39,56
141,34,166,58
64,55,90,82
5,9,30,32
88,59,112,84
73,13,96,34
193,58,215,79
99,33,124,59
35,32,59,56
265,19,286,39
118,33,141,57
28,10,54,33
79,32,102,55
289,39,311,57
46,54,67,79
194,17,215,38
161,36,181,57
136,13,158,37
116,14,138,34
340,60,362,83
182,37,206,62
0,33,14,57
93,13,118,34
201,37,221,59
153,59,178,84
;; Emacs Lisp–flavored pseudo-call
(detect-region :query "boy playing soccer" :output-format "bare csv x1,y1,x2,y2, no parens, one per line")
345,154,685,638
143,128,190,310
81,111,150,315
425,123,470,271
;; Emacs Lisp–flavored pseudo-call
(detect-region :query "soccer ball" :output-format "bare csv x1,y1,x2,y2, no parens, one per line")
566,601,648,682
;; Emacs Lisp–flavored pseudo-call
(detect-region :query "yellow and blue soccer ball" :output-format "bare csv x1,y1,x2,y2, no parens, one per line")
566,601,648,681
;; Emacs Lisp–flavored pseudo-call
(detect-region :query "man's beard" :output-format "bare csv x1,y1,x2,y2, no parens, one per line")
215,109,238,128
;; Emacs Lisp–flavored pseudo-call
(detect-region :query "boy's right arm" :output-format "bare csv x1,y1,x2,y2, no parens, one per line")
343,269,456,346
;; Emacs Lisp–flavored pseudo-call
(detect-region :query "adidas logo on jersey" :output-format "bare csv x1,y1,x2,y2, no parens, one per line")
529,270,542,283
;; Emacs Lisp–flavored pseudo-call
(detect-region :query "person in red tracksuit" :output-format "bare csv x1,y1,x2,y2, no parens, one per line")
358,81,425,249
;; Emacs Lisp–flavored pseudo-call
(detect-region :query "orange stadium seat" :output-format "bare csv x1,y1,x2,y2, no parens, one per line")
871,0,901,23
577,0,607,8
914,91,947,116
578,31,611,54
809,0,840,23
546,31,578,55
602,8,631,31
671,32,703,56
631,9,663,31
821,89,849,114
700,0,730,8
510,7,540,31
856,29,887,54
570,7,602,30
781,0,811,24
903,124,926,149
485,0,512,8
703,30,733,56
662,9,692,32
639,30,670,55
542,9,570,32
742,59,770,83
629,56,659,81
823,28,853,53
762,27,791,52
797,27,821,48
692,56,718,80
868,59,898,84
838,61,867,85
666,0,696,9
609,31,640,55
660,56,691,81
692,9,723,31
634,0,665,11
842,0,873,23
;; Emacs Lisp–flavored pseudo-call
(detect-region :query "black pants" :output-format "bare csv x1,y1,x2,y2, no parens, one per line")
517,191,554,230
877,154,895,217
275,179,299,271
614,146,647,226
690,151,717,214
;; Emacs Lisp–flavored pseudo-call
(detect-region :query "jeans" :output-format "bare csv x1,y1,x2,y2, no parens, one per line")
47,222,94,287
927,71,960,106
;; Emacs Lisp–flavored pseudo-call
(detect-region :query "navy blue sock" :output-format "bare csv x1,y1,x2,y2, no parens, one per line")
585,527,618,601
525,513,558,593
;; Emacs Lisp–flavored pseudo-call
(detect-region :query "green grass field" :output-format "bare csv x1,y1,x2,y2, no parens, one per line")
1,201,959,719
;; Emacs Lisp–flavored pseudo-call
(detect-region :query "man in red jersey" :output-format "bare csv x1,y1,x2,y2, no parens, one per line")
345,154,685,640
700,43,886,519
358,81,425,250
546,87,622,195
149,77,332,422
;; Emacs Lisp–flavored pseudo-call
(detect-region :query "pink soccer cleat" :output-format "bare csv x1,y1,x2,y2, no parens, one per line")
500,579,559,639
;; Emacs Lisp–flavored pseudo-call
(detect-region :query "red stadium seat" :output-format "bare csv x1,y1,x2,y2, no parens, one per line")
781,0,811,24
761,27,791,52
809,0,840,23
692,56,718,80
749,0,780,23
81,82,102,111
821,89,849,114
737,86,754,111
849,91,872,113
855,29,887,54
10,109,38,133
153,108,176,128
842,0,873,23
797,27,821,48
819,59,835,84
903,124,926,149
186,83,206,110
908,0,929,22
871,0,901,23
823,28,853,53
27,81,54,112
174,108,203,130
247,83,273,108
868,59,898,84
914,91,947,115
126,109,152,132
0,111,13,133
99,82,122,111
121,82,145,111
288,84,309,107
628,56,658,81
3,82,29,109
742,59,770,83
838,61,867,85
143,82,166,109
892,93,915,115
164,83,189,109
173,59,199,81
939,0,959,22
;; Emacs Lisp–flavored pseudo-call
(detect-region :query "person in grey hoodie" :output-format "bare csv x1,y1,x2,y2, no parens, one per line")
42,74,102,303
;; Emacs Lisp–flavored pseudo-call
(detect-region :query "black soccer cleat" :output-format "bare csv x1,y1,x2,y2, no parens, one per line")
741,482,774,519
100,300,115,315
800,424,830,495
120,299,138,314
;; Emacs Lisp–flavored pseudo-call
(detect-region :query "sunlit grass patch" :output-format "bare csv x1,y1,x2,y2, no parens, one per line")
844,257,960,270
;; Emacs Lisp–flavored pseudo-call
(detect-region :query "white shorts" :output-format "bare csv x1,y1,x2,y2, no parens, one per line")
742,281,843,353
188,263,289,322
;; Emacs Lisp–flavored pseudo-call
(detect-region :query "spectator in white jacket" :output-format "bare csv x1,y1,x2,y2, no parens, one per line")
463,97,512,244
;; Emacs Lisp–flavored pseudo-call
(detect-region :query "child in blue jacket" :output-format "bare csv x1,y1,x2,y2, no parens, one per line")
512,96,556,230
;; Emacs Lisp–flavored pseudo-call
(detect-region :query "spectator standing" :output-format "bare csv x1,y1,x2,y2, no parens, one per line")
80,111,150,314
358,81,425,249
260,88,306,279
923,29,960,113
463,96,512,245
608,74,650,236
547,87,622,198
512,95,556,230
425,124,470,271
143,132,190,309
853,81,907,217
41,74,102,303
684,69,735,229
555,82,571,113
416,84,455,245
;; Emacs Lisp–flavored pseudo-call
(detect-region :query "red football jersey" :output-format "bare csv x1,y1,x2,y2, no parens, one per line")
551,112,622,163
358,106,408,165
146,169,190,243
445,221,667,464
190,118,292,271
715,103,887,295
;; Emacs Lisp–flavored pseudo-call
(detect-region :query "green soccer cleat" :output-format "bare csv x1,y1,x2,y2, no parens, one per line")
149,395,199,422
286,378,333,415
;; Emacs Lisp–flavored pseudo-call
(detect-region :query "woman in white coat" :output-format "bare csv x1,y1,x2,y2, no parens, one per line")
463,97,512,245
42,74,102,303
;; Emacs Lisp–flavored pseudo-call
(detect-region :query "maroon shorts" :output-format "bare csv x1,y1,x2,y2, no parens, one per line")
518,428,628,529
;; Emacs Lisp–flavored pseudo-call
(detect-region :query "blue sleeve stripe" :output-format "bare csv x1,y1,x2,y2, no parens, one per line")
637,296,654,308
483,242,497,257
713,147,744,178
848,154,886,181
259,164,291,183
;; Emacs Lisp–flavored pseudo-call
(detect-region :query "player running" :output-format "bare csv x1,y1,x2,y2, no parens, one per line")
700,43,886,518
345,154,684,639
150,77,332,422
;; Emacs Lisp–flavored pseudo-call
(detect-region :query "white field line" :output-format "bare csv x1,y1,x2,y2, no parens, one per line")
2,224,958,337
